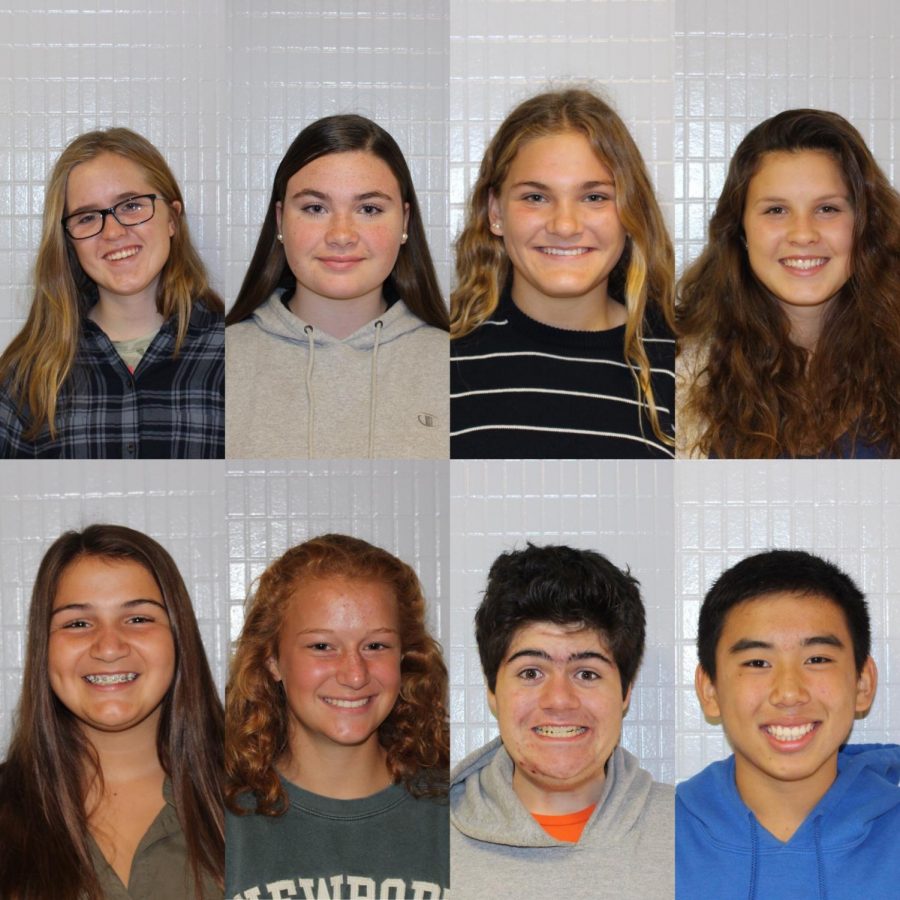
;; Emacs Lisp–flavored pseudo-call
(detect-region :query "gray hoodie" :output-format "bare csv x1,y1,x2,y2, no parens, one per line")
226,293,449,458
450,738,673,900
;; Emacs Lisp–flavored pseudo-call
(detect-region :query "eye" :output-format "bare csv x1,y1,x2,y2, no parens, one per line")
584,192,610,203
520,193,546,203
307,642,333,651
806,655,833,665
517,667,542,681
575,669,600,682
301,203,327,215
818,204,842,215
741,658,771,668
126,614,155,625
763,206,786,215
364,640,392,651
359,204,383,216
61,619,91,629
75,212,100,226
120,200,145,212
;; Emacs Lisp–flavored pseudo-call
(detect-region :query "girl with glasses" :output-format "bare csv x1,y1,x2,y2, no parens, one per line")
0,525,223,899
450,88,675,459
225,534,449,898
225,114,449,459
676,109,900,458
0,128,224,458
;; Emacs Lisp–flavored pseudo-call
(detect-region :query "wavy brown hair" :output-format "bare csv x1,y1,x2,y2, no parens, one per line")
225,114,448,331
0,525,224,900
225,533,449,817
0,128,224,440
451,87,675,446
677,108,900,458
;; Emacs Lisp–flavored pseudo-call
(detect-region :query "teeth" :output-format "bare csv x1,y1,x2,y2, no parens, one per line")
533,725,587,737
782,257,826,270
84,673,138,685
105,247,140,261
541,247,590,256
766,723,815,741
322,697,370,709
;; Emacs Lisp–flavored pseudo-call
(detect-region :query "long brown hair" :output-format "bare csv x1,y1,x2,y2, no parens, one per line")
226,533,449,817
0,128,224,440
0,525,224,899
225,114,448,331
677,108,900,458
451,87,675,446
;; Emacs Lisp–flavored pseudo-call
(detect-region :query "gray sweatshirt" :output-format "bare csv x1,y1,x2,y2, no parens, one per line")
450,738,673,900
226,293,449,458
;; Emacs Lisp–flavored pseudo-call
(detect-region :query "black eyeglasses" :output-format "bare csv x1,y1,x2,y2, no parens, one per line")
62,194,160,240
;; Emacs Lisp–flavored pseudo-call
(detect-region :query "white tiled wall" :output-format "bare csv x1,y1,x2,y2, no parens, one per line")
450,460,676,783
675,461,900,781
450,0,675,242
675,0,899,270
0,460,227,754
225,460,449,652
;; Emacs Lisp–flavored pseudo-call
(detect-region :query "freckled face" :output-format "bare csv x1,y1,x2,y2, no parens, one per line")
488,131,628,314
742,150,855,317
276,151,410,309
488,622,629,811
48,556,175,738
65,152,179,306
696,592,876,803
268,576,402,755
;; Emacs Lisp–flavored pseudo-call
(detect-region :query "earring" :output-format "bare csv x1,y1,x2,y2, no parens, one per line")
277,233,283,243
401,232,408,243
491,222,502,232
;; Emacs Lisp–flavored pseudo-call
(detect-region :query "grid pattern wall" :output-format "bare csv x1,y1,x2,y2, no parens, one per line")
227,0,450,302
0,0,228,352
449,0,676,246
225,460,449,654
450,460,676,783
675,461,900,782
0,460,227,755
675,0,899,270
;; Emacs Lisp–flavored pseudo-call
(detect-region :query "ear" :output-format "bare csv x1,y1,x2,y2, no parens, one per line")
402,201,410,234
487,687,498,720
695,663,721,719
275,201,283,236
621,682,633,713
487,191,502,233
168,199,182,238
266,654,283,683
854,656,878,715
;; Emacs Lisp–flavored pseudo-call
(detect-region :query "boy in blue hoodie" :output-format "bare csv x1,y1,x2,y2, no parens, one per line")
676,549,900,900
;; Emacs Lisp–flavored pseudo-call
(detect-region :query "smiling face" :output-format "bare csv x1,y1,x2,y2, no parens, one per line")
48,555,175,739
696,591,876,808
742,150,855,322
275,150,410,311
65,152,179,307
488,131,628,325
488,621,630,814
268,575,402,758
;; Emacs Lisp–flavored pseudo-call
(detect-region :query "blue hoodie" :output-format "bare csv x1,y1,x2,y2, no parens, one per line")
676,744,900,900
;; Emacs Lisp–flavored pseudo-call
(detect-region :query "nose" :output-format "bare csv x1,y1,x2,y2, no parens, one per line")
546,200,582,239
101,209,128,239
336,650,370,689
539,673,580,711
769,664,810,707
787,212,819,244
89,623,130,662
325,212,358,247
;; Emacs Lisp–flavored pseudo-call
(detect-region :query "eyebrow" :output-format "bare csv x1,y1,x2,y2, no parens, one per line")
751,193,849,205
50,598,168,619
728,634,846,653
289,189,395,203
67,192,149,216
294,627,400,637
505,647,613,666
510,180,615,192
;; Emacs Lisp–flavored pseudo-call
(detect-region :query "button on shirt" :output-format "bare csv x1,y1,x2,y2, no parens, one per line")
0,302,224,458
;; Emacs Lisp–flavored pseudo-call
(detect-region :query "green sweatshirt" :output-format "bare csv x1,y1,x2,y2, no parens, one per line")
226,778,449,899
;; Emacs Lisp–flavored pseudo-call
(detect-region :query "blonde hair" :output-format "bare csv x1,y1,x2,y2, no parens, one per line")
451,88,675,446
0,128,223,440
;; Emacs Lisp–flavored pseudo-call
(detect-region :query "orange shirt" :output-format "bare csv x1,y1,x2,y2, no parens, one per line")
531,804,597,843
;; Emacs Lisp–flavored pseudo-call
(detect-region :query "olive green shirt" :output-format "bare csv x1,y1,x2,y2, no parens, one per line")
88,780,222,899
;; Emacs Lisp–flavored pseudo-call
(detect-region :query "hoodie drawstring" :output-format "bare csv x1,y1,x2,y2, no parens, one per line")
368,320,383,458
814,817,827,900
747,812,828,900
748,815,759,900
304,325,315,457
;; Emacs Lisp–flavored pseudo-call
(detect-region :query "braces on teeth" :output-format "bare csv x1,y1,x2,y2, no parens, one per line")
84,673,138,685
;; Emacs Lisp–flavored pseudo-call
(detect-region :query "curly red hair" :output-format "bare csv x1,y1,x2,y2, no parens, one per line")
225,534,448,816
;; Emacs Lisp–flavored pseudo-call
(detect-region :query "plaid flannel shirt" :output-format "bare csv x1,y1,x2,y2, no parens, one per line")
0,301,224,458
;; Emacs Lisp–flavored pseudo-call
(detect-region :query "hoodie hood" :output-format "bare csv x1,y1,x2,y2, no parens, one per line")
676,744,900,900
450,737,657,848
